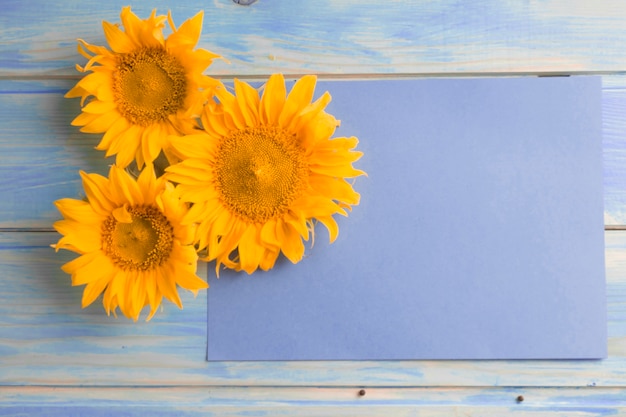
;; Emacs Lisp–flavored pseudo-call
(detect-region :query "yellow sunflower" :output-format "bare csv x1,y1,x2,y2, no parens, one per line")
53,165,208,321
166,74,365,274
65,6,222,169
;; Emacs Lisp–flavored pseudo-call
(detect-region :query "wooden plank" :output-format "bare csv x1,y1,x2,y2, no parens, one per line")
0,80,110,229
602,76,626,224
1,1,626,77
2,78,626,228
1,231,625,387
1,386,625,416
2,2,626,414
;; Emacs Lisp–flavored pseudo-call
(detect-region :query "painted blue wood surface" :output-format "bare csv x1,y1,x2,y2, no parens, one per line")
1,0,626,76
1,0,626,415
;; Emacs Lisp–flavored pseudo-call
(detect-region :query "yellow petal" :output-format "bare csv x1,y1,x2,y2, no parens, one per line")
81,100,117,114
109,271,127,316
102,283,116,316
238,225,264,274
260,73,286,125
141,124,164,166
54,220,103,254
259,248,280,271
300,112,339,149
279,75,316,127
210,216,246,261
109,166,144,205
129,272,147,321
71,111,98,127
292,91,331,132
81,275,111,308
102,20,134,54
120,7,148,46
168,134,216,159
202,107,232,138
165,159,214,184
290,194,344,218
112,126,142,168
70,72,105,99
111,205,132,223
309,163,366,179
146,291,163,321
54,198,102,223
174,265,209,291
216,85,247,130
234,78,260,126
166,11,203,49
61,251,100,274
80,111,119,133
157,264,182,309
136,163,159,203
70,251,115,286
80,171,116,217
276,219,305,264
260,218,280,247
96,116,130,152
308,175,361,206
316,215,339,243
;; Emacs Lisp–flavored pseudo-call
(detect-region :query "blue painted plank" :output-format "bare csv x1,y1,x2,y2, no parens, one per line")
0,80,111,228
1,386,626,416
1,1,626,414
602,76,626,224
1,231,626,387
2,79,626,227
1,1,626,76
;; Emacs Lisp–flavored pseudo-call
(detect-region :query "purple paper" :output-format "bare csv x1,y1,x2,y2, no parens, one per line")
207,77,606,361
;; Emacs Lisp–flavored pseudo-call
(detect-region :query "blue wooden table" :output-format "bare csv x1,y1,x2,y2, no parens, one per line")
1,1,626,414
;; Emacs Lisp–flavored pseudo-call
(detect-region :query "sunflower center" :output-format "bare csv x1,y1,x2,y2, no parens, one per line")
113,47,187,126
215,126,308,223
102,205,174,270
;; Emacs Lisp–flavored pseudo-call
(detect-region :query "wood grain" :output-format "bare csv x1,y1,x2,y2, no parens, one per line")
1,231,625,388
1,387,625,416
2,79,626,227
1,0,625,415
1,0,626,77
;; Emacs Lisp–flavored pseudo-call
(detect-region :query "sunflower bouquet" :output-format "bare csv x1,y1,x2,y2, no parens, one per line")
53,7,365,321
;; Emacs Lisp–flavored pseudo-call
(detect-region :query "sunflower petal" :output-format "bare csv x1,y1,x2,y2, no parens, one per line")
234,78,260,126
109,165,144,205
276,219,305,264
316,216,339,243
54,198,102,223
238,225,264,274
279,75,316,127
174,266,209,292
157,264,183,309
260,73,286,125
259,248,280,271
81,275,111,308
166,11,203,49
103,20,134,54
70,252,115,286
80,171,115,216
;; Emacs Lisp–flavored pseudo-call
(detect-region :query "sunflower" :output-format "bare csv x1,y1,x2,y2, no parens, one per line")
53,165,208,321
166,74,365,274
65,6,222,169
